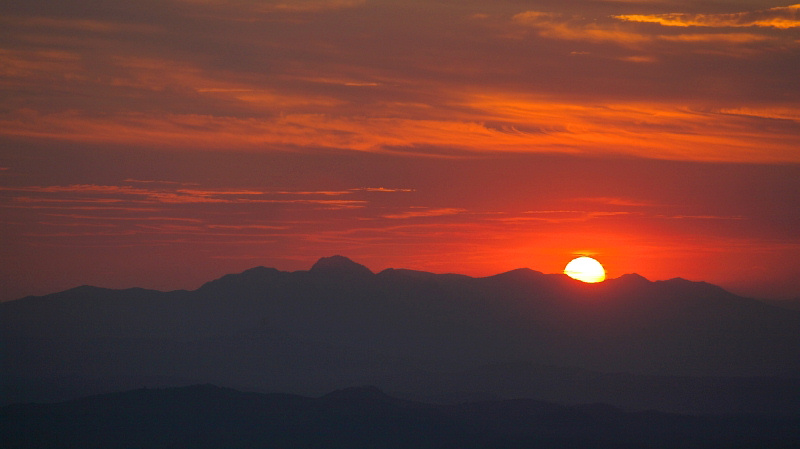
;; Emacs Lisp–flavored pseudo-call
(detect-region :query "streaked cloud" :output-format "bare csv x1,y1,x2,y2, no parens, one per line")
350,187,416,193
513,11,650,45
1,184,152,195
656,214,745,220
206,224,290,230
514,8,791,48
1,1,797,163
616,4,800,29
573,197,656,207
383,208,467,219
0,183,369,207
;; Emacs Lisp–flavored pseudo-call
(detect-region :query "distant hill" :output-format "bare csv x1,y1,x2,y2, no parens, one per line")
3,385,799,449
761,297,800,312
2,256,799,414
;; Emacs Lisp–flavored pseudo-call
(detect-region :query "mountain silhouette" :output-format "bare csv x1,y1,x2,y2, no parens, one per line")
2,385,798,449
2,256,799,415
310,254,374,277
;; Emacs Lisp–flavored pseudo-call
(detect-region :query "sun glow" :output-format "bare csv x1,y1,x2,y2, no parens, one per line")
564,256,606,283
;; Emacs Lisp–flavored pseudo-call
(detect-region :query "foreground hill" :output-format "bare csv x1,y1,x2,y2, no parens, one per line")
2,256,799,414
3,385,799,449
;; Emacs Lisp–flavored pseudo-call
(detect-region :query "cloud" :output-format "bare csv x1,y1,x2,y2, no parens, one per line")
383,208,466,219
12,16,162,34
494,210,636,225
574,197,655,207
1,0,798,165
657,214,745,220
5,96,798,163
717,107,800,122
174,188,266,196
274,190,353,196
513,10,650,45
615,4,800,29
42,214,204,222
350,187,415,193
0,184,152,195
177,0,366,14
14,197,125,204
0,184,368,207
206,224,289,230
658,33,772,43
513,8,789,48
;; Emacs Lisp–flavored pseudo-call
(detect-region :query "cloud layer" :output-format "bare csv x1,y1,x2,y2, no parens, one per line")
1,0,798,161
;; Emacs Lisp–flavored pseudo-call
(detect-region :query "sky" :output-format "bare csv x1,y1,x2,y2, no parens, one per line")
1,0,799,301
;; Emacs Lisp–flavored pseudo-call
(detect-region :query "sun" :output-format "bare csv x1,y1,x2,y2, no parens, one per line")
564,256,606,283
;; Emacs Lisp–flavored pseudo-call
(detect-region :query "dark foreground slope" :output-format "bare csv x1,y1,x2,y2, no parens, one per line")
3,256,799,414
3,385,799,449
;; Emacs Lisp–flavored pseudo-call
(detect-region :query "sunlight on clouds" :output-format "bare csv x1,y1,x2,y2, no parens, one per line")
513,11,650,45
1,0,798,165
232,91,345,108
513,8,792,49
618,55,658,63
615,4,800,29
382,208,466,219
461,94,800,162
659,33,773,43
574,197,656,207
0,184,368,207
352,187,415,193
299,76,381,87
3,94,799,163
492,210,636,225
717,106,800,122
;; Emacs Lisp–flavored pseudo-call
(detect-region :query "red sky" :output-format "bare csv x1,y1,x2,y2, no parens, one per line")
1,0,799,301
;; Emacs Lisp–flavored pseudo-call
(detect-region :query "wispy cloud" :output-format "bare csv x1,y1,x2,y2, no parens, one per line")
350,187,416,193
383,208,466,219
493,210,636,225
124,179,199,186
206,224,290,230
0,184,372,206
574,197,656,207
616,4,800,29
1,184,152,195
42,214,204,222
656,214,745,220
513,11,650,45
273,190,353,196
513,8,790,48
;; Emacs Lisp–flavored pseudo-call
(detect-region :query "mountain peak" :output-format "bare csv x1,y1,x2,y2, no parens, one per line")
603,273,651,292
614,273,651,284
197,266,280,292
310,255,373,277
486,268,546,283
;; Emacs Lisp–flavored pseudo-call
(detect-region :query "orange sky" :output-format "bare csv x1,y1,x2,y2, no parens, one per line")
1,0,799,301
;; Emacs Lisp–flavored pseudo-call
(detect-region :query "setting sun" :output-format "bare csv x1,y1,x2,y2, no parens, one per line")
564,256,606,283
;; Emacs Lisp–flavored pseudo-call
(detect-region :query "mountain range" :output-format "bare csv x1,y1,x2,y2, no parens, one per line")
4,385,799,449
3,256,799,416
